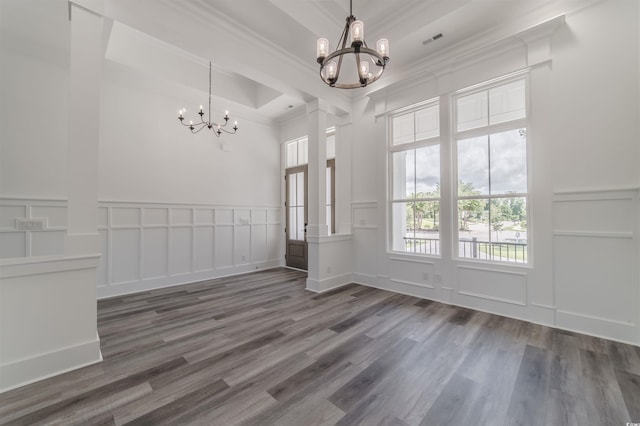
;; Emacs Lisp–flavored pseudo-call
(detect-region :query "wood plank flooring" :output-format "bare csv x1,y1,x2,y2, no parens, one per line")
1,268,639,425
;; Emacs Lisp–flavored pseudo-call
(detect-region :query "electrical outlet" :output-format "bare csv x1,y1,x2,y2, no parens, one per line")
434,273,442,283
326,266,331,274
16,218,46,231
422,271,430,281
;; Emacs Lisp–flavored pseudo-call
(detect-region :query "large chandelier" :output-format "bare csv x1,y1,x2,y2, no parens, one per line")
178,61,238,137
316,0,389,89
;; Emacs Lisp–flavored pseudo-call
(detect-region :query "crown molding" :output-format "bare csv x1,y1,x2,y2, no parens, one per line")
363,13,566,103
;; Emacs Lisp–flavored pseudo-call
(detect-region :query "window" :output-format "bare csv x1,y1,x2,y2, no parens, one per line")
286,137,308,168
454,77,528,264
390,101,440,255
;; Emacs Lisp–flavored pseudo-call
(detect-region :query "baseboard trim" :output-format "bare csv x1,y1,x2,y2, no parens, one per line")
97,260,282,299
0,337,102,394
306,273,353,293
556,310,638,346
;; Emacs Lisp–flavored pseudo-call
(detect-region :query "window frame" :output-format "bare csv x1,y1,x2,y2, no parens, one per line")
388,98,442,257
452,72,531,265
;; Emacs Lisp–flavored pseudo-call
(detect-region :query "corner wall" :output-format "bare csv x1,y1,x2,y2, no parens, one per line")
350,0,640,346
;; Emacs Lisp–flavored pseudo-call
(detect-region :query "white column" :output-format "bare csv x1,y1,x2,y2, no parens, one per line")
335,117,352,235
65,2,103,256
306,99,328,237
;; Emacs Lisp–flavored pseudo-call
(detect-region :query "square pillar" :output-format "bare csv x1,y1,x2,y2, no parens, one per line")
306,99,328,238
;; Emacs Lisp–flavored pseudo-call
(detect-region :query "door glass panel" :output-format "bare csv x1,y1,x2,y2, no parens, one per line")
289,207,296,240
296,206,305,240
287,169,306,242
296,172,304,207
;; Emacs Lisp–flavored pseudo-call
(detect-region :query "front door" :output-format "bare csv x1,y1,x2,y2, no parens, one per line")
285,165,308,270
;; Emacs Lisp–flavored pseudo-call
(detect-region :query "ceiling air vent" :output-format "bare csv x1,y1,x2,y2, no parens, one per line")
422,33,443,45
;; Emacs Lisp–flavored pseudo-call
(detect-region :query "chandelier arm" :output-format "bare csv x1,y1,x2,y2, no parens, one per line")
333,18,351,84
218,127,238,135
319,47,386,89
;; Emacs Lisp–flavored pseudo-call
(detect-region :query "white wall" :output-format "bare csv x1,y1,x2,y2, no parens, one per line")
349,0,640,346
0,0,70,198
100,61,281,206
551,0,640,191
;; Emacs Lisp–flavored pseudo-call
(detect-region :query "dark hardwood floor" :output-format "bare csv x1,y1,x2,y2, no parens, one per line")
1,268,639,425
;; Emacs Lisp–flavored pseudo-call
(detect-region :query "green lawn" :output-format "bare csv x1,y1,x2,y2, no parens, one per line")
478,243,527,262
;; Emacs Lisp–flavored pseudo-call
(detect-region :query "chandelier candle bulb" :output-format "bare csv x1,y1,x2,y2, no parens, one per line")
376,39,389,58
350,20,363,45
327,61,338,82
317,38,329,61
359,61,369,82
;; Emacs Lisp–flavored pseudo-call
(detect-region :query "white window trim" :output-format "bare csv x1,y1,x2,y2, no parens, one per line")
452,72,532,266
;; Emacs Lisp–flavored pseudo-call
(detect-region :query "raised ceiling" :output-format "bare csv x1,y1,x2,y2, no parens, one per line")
92,0,601,120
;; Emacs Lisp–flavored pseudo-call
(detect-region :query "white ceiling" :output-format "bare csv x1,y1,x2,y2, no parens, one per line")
49,0,605,121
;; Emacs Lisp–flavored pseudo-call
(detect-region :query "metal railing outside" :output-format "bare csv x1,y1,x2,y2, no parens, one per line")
459,237,527,263
403,237,440,255
403,237,527,263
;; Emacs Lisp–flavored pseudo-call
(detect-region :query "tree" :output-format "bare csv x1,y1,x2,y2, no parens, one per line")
490,199,508,241
458,181,483,231
426,184,441,230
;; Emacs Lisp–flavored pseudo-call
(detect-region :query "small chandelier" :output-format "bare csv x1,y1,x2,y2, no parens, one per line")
178,61,238,137
316,0,389,89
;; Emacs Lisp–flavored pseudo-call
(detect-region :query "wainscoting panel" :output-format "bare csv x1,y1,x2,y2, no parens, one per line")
31,206,67,227
0,205,26,228
1,233,26,258
194,209,214,225
142,227,168,279
553,189,639,344
251,224,267,263
30,231,65,257
170,227,192,276
555,235,634,325
194,226,215,272
144,208,168,226
352,201,378,229
112,207,140,227
234,225,251,265
111,229,140,285
456,266,527,306
215,225,234,269
0,198,283,298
